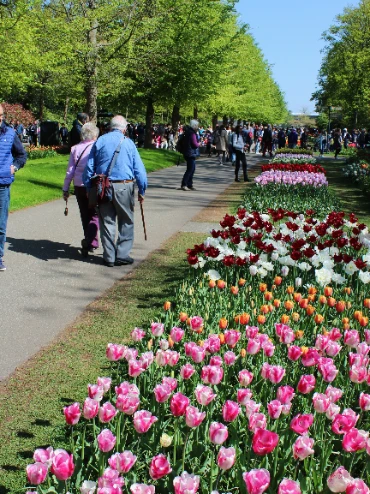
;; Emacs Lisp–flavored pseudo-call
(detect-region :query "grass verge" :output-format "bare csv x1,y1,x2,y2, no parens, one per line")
10,149,181,212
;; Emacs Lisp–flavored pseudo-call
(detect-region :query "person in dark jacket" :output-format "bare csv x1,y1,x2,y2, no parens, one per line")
0,105,27,271
288,128,298,148
180,120,200,191
69,113,89,147
277,128,286,149
262,124,273,157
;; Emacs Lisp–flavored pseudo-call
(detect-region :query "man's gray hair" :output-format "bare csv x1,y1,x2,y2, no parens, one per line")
81,122,99,141
190,119,199,130
110,115,128,131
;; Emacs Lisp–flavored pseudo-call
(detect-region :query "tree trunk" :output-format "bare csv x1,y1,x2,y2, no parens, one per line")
39,86,44,120
193,106,198,120
212,114,218,130
85,15,98,122
63,97,70,123
171,104,180,130
223,115,228,126
144,96,154,149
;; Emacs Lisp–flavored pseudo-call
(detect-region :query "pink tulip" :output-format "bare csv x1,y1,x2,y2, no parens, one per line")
154,383,172,403
99,402,117,423
365,330,370,344
263,341,275,357
349,366,368,384
297,375,316,394
326,341,342,357
252,428,279,455
247,338,261,355
237,388,253,405
128,359,144,377
97,377,112,393
326,386,343,403
180,363,195,380
329,328,342,341
33,447,53,467
195,384,216,406
268,365,286,384
217,446,236,470
209,422,228,444
349,353,365,367
116,393,140,415
189,316,204,332
222,400,240,422
332,413,358,435
204,335,221,354
26,462,48,485
167,350,180,367
149,454,172,480
50,449,74,481
342,428,368,452
245,399,261,418
224,351,236,365
155,350,170,367
280,327,295,345
346,479,370,494
185,342,197,356
191,346,206,364
170,327,184,343
293,436,314,460
239,369,254,386
209,355,223,367
288,346,302,361
151,322,164,337
109,451,137,473
313,393,331,413
201,365,223,385
246,325,259,339
106,343,126,361
170,393,190,416
277,385,295,404
268,400,283,419
131,327,146,342
133,410,158,434
98,467,125,489
327,466,353,492
173,471,200,493
243,468,270,494
82,397,99,420
360,393,370,411
290,414,314,435
278,479,302,493
140,352,154,370
249,413,267,432
301,348,320,367
161,377,177,391
327,403,341,421
316,334,330,351
88,384,105,401
224,329,241,348
97,429,116,452
344,330,360,348
63,402,81,426
260,362,271,379
125,348,139,361
185,405,206,428
281,403,292,416
130,485,155,494
115,381,140,397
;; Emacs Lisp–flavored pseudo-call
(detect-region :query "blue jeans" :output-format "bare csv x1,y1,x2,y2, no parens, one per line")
0,185,10,258
182,157,196,188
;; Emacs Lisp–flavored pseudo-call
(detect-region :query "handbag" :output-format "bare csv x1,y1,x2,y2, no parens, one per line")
88,136,125,208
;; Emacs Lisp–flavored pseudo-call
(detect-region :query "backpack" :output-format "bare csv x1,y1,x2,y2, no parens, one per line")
176,133,187,154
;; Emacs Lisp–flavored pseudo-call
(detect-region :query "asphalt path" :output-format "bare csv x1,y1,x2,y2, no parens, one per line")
0,155,259,381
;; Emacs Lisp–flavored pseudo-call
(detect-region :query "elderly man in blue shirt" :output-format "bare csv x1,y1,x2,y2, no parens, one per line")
83,115,147,267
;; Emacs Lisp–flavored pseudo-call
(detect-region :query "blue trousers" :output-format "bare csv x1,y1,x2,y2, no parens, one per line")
0,185,10,258
181,157,196,188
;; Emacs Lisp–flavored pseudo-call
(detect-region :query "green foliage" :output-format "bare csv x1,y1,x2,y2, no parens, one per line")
275,148,314,155
27,148,59,160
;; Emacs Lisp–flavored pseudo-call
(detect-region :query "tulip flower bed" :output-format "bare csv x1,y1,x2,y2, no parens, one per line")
272,151,316,165
261,164,326,174
255,171,328,187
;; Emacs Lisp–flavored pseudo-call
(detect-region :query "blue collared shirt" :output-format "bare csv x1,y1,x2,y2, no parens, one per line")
83,129,148,195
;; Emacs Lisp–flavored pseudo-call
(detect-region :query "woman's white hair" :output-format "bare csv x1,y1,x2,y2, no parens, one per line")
110,115,127,131
81,122,99,141
190,119,199,130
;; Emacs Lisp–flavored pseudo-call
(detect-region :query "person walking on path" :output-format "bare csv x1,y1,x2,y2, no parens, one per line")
214,125,228,164
180,119,200,191
277,128,286,149
333,128,343,159
83,115,147,267
69,113,89,147
63,123,100,257
233,125,250,182
262,124,273,157
288,128,298,149
0,105,27,271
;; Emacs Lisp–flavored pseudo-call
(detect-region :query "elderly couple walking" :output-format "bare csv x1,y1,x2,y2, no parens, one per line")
63,116,147,267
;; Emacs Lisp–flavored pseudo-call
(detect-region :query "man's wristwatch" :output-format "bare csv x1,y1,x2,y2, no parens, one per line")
13,165,18,172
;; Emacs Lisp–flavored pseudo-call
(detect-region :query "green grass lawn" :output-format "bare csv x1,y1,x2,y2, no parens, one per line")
10,149,181,212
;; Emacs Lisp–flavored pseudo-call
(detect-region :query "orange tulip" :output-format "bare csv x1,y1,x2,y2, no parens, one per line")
315,314,324,324
293,293,302,303
364,299,370,309
343,323,350,330
219,333,226,344
260,305,269,314
324,286,333,297
308,286,317,295
238,278,246,287
163,301,171,311
273,299,281,308
306,305,315,316
343,287,352,295
347,302,352,310
257,314,266,324
264,291,273,301
295,330,304,339
327,297,336,308
342,317,350,324
168,336,174,348
360,316,369,327
240,348,247,357
217,280,226,289
230,286,239,295
286,286,294,295
307,294,316,302
319,295,327,305
335,301,346,313
239,312,250,325
299,299,309,309
209,280,216,288
219,318,228,330
292,312,300,322
274,276,283,285
354,310,363,321
301,346,309,355
281,314,290,324
259,283,267,292
198,340,204,347
179,312,188,322
284,300,294,311
268,304,274,313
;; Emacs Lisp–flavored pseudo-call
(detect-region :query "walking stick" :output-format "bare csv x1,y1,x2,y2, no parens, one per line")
140,201,148,241
64,197,69,216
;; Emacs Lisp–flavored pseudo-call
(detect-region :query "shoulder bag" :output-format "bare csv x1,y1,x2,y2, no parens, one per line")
88,137,125,208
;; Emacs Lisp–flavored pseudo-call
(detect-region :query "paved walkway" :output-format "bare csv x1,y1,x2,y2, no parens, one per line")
0,155,261,380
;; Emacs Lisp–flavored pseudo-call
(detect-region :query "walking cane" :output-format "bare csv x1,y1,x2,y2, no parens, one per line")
140,201,148,241
64,197,69,216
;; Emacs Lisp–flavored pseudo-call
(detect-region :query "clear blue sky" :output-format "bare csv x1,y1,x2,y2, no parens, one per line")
236,0,358,114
